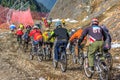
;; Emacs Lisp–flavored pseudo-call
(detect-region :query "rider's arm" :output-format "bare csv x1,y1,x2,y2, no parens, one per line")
78,28,88,44
48,31,55,41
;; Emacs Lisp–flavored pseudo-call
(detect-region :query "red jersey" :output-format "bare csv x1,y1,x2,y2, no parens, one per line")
16,29,24,35
29,29,42,41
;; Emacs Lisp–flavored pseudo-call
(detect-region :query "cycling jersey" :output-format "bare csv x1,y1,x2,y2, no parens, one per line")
16,29,24,35
29,29,42,41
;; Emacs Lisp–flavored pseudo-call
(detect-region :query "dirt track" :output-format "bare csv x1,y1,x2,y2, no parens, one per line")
0,31,120,80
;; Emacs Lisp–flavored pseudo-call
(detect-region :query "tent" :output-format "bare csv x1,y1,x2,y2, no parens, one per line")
11,9,34,27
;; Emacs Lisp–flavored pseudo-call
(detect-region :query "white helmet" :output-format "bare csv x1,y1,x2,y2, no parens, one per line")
33,25,39,29
77,26,81,29
71,29,75,32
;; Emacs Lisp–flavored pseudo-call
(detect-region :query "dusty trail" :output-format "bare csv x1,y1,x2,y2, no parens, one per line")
0,31,120,80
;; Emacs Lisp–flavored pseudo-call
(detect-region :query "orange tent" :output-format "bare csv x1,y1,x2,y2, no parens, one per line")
11,9,34,26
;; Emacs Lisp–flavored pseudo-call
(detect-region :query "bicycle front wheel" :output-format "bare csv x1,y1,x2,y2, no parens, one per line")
99,61,109,80
78,52,84,66
37,47,44,62
105,53,113,70
83,57,93,78
60,52,67,72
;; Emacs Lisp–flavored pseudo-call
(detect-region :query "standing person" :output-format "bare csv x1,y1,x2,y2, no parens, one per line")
78,18,107,72
48,18,52,28
48,21,69,62
61,19,66,27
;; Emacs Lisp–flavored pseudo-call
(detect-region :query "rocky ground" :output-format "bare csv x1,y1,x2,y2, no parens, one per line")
0,30,120,80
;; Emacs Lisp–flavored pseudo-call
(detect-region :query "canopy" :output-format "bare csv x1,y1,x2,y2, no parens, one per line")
11,9,34,26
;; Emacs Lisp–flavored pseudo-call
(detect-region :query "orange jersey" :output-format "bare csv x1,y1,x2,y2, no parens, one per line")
69,29,86,42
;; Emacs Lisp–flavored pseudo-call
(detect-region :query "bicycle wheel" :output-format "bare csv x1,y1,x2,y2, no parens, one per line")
72,51,77,64
105,53,113,70
37,47,44,62
98,61,109,80
83,57,93,78
78,51,84,65
47,48,51,60
60,52,67,72
30,49,34,60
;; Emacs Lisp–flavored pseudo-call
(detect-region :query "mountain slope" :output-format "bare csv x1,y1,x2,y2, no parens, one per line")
49,0,120,42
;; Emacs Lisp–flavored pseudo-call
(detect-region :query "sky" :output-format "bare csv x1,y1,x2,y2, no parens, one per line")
36,0,57,10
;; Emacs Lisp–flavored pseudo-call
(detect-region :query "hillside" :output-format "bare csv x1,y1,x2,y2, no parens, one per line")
49,0,120,42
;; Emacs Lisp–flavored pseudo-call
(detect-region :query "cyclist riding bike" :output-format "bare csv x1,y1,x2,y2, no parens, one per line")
48,21,69,62
29,26,43,53
16,28,24,44
23,25,32,50
42,28,55,59
42,28,55,48
69,27,86,63
78,18,107,72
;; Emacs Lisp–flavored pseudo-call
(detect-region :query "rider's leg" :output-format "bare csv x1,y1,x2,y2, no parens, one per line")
88,42,98,71
54,41,59,61
98,41,105,61
75,43,79,57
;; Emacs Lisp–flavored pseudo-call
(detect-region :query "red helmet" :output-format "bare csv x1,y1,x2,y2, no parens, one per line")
92,18,99,25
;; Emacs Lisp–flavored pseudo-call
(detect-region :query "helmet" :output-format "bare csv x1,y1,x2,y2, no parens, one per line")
55,21,62,27
92,18,99,25
77,26,81,29
26,25,31,29
33,25,39,29
71,29,75,32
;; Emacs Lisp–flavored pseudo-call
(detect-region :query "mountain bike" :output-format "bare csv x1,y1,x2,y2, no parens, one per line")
72,45,84,65
29,41,44,62
83,51,109,80
71,39,84,66
53,42,67,72
104,52,113,70
43,42,51,60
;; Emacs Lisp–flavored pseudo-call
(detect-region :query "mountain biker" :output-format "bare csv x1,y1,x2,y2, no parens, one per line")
78,18,107,72
42,28,55,58
23,25,32,49
67,28,76,53
9,23,16,32
42,28,55,46
29,25,43,52
16,28,24,44
69,27,86,57
48,21,69,62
